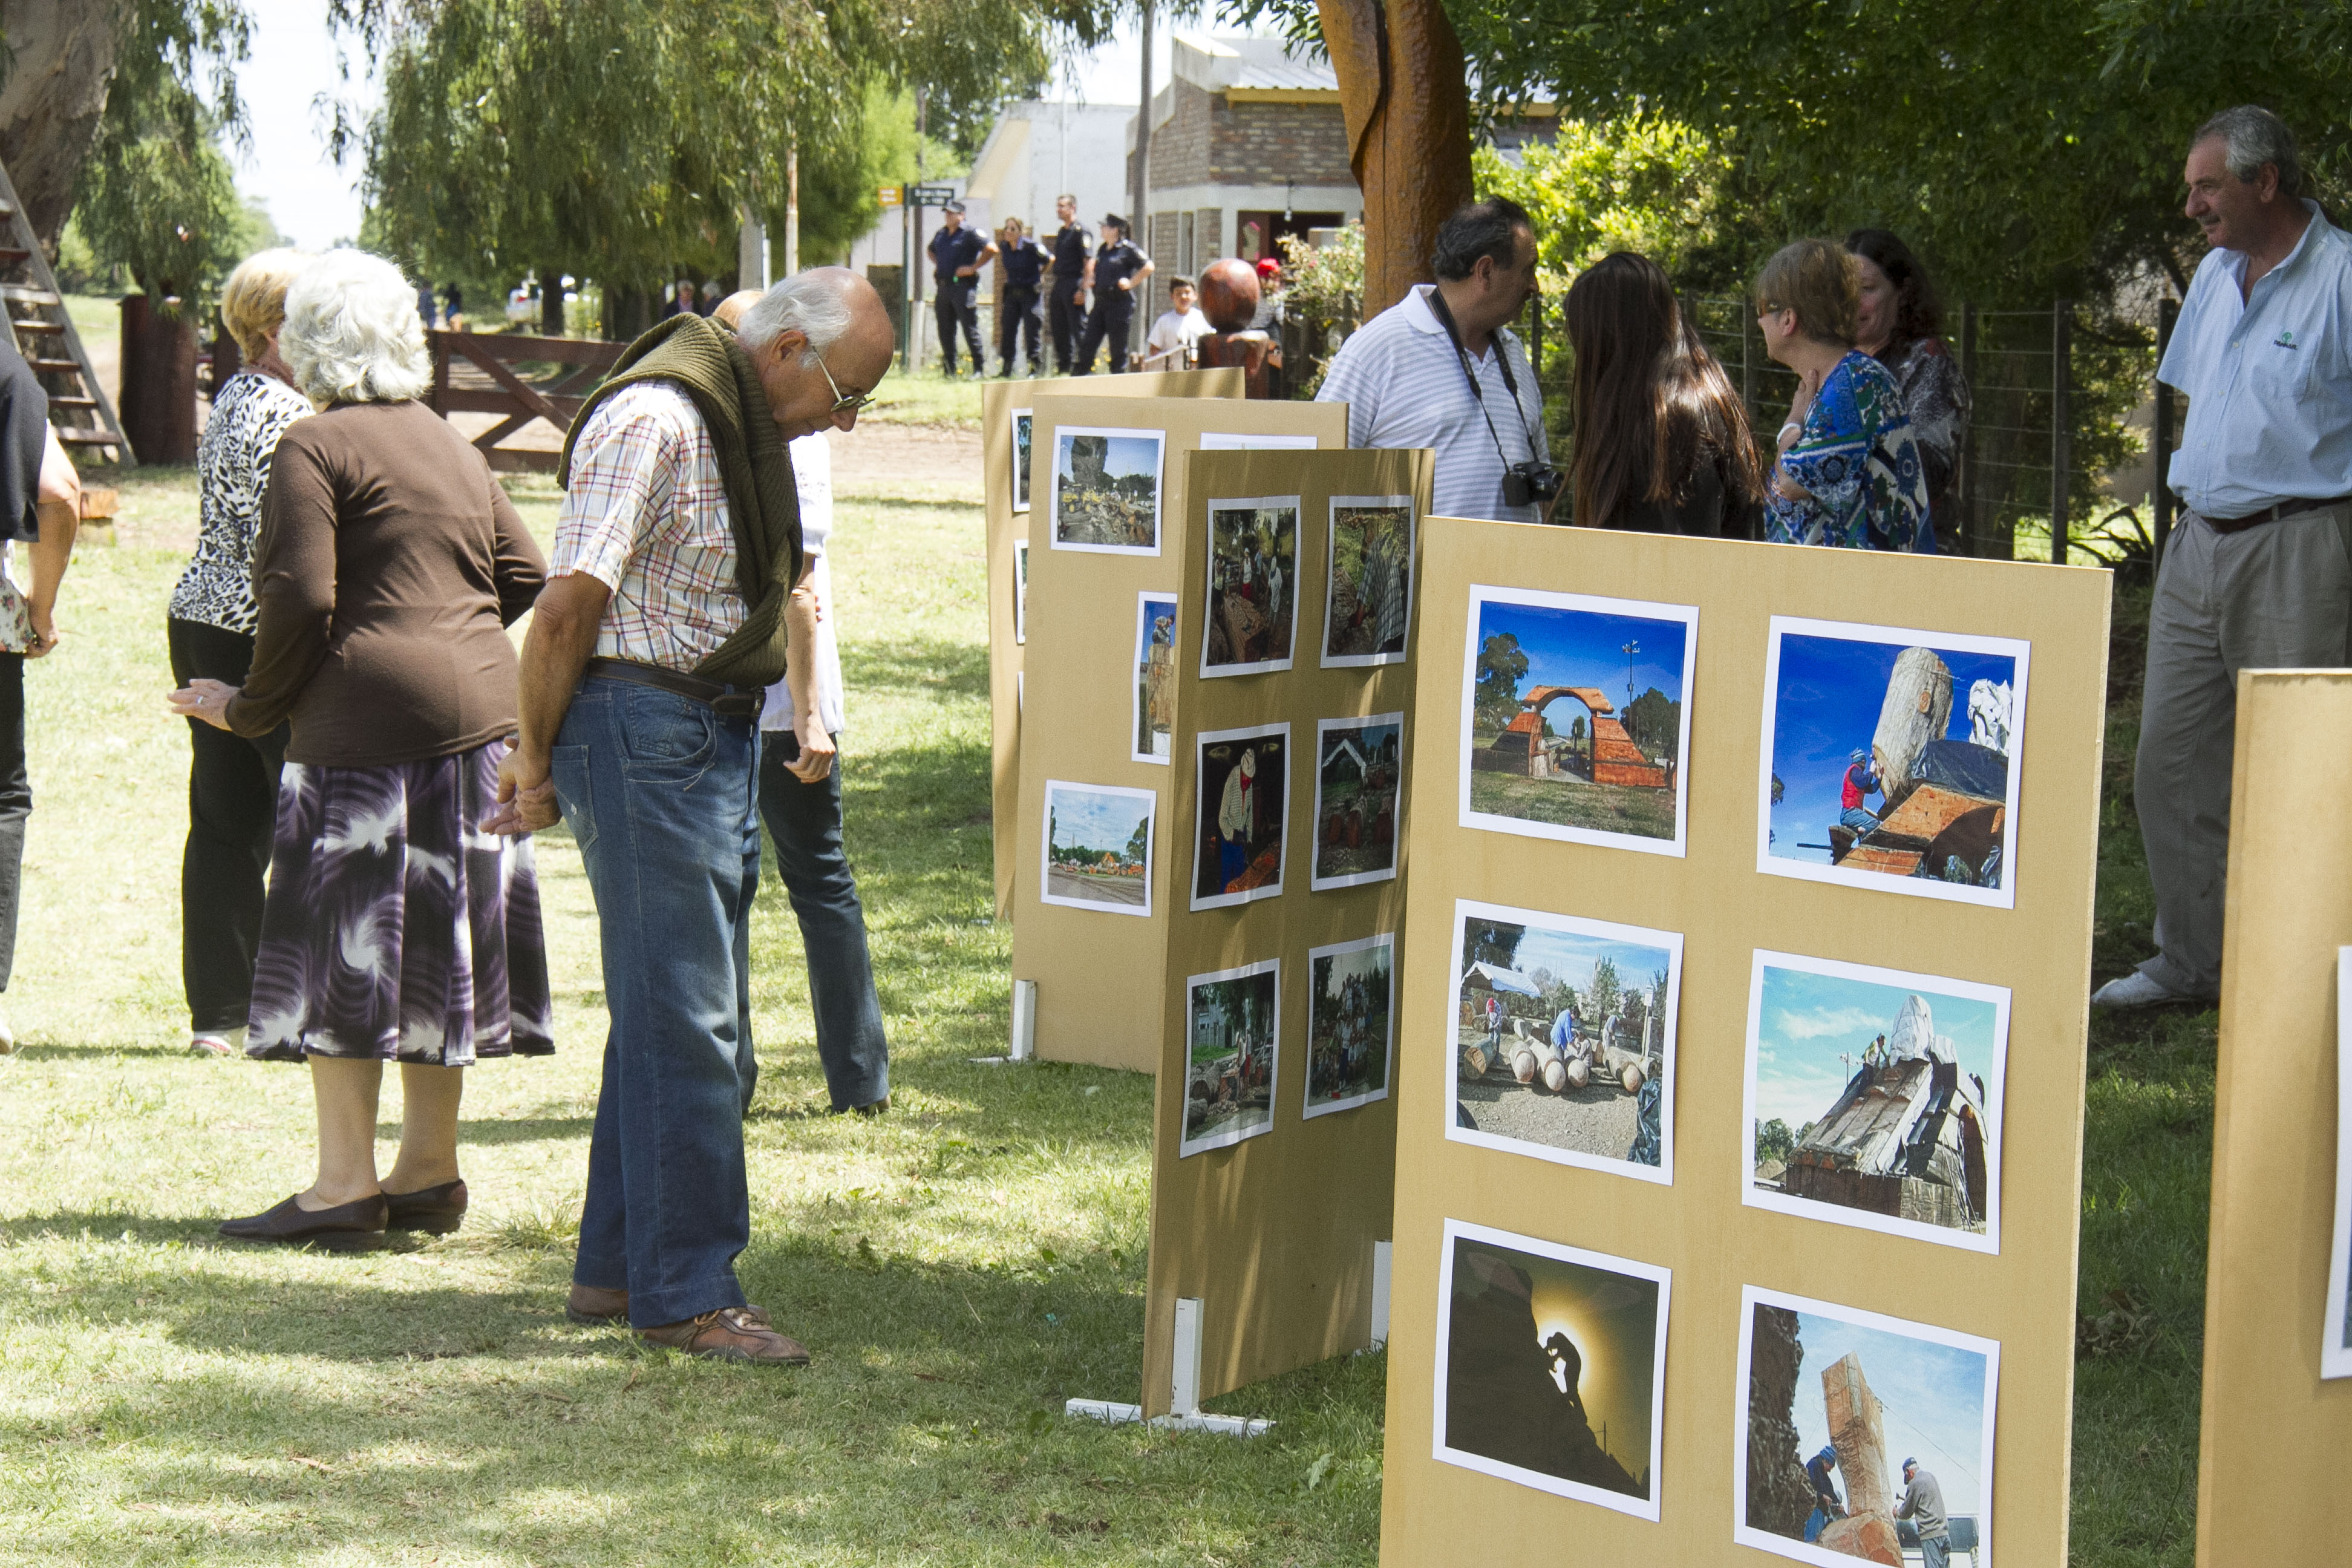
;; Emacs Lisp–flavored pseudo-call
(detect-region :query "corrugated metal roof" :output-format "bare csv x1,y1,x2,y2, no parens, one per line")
1221,37,1338,91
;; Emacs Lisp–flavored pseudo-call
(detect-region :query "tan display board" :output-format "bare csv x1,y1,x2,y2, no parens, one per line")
2195,669,2352,1568
1140,447,1434,1416
984,370,1241,920
1380,518,2110,1565
1010,395,1350,1071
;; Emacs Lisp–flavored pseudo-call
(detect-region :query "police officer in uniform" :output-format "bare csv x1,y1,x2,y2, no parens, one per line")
1045,194,1092,374
996,217,1048,377
1074,214,1154,375
927,200,995,377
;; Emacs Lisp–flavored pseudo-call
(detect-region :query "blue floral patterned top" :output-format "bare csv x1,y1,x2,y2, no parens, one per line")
1764,350,1930,551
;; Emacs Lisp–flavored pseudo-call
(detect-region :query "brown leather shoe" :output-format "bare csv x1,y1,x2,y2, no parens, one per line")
567,1284,772,1329
384,1178,468,1234
637,1307,811,1364
220,1193,389,1252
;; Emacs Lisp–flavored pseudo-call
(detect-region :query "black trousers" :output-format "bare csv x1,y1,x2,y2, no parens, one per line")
0,653,25,993
933,286,982,374
998,285,1042,375
168,618,288,1031
1049,284,1086,374
1074,295,1135,374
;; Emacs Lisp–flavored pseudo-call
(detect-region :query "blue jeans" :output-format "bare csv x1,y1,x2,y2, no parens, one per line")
552,676,763,1327
1919,1535,1949,1568
757,733,889,1110
1840,806,1881,837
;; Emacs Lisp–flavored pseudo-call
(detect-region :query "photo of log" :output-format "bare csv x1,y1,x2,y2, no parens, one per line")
1815,1353,1905,1565
1829,648,2011,885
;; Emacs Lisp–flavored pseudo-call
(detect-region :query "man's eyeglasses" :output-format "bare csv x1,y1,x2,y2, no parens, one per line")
814,354,875,417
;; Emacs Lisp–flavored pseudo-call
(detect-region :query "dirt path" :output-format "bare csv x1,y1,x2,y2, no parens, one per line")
446,411,981,501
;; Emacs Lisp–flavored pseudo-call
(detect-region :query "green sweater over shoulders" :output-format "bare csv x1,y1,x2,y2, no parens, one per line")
557,313,802,690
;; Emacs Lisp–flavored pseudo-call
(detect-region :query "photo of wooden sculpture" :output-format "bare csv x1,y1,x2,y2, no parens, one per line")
1446,900,1680,1183
1201,496,1301,676
1192,723,1289,910
1460,587,1697,855
1183,959,1280,1156
1051,426,1165,554
1304,934,1394,1116
1737,1287,1996,1568
1322,496,1415,667
1038,780,1155,916
1434,1221,1670,1519
1745,953,2008,1253
1011,407,1033,512
1131,593,1177,763
1311,714,1402,890
1760,617,2029,908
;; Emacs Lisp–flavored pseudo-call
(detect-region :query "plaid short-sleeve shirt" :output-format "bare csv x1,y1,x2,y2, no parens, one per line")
550,382,743,670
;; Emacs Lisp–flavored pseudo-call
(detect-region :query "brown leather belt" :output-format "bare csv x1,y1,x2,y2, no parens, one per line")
581,657,763,719
2203,494,2352,533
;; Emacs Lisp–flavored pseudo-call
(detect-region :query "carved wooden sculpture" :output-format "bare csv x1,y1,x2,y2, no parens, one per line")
1316,0,1475,316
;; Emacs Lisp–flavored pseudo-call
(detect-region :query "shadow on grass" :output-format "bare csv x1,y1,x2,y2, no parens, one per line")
370,1116,595,1146
838,635,988,704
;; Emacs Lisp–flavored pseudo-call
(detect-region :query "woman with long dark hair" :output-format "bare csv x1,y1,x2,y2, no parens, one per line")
1564,252,1765,535
1846,229,1971,550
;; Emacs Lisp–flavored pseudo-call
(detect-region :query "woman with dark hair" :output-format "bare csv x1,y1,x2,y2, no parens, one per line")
1564,252,1765,535
1846,229,1971,550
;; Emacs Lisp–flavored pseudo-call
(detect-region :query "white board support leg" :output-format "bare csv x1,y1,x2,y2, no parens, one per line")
1370,1239,1393,1349
1063,1295,1273,1437
1010,979,1037,1060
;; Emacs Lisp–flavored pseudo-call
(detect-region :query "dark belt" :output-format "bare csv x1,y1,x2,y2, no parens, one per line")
2203,494,2352,533
581,657,763,719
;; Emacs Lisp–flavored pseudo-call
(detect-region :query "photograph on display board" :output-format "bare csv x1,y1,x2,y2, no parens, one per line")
1192,722,1289,910
1460,586,1697,857
1201,495,1301,677
1734,1285,1998,1568
1310,713,1402,891
1744,952,2009,1253
2325,947,2352,1379
1432,1219,1670,1520
1445,899,1680,1184
1051,426,1165,554
1322,495,1416,667
1181,959,1281,1157
1011,407,1033,512
1759,616,2030,908
1131,592,1178,763
1013,540,1029,645
1038,780,1155,917
1304,933,1394,1117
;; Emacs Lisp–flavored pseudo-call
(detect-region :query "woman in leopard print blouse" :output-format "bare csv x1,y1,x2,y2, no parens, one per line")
169,248,315,1057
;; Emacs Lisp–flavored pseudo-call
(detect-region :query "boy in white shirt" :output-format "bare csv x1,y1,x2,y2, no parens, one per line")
1144,276,1211,367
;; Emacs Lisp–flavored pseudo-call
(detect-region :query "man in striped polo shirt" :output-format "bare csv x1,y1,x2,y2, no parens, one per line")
1318,197,1557,523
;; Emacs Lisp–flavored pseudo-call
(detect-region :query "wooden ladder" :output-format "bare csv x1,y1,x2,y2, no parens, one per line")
0,152,132,465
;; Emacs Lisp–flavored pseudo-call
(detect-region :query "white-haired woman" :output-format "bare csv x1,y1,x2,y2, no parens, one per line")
168,249,554,1252
172,247,314,1058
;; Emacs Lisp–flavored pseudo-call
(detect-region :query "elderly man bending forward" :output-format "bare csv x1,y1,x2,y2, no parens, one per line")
488,269,895,1363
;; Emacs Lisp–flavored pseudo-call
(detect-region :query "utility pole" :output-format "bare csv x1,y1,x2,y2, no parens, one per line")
785,146,800,276
1621,640,1639,712
1132,2,1154,241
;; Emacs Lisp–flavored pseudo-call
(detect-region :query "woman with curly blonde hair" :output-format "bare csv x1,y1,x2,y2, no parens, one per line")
169,249,554,1251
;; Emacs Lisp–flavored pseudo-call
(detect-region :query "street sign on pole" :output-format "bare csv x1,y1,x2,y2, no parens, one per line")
911,185,958,206
877,186,903,208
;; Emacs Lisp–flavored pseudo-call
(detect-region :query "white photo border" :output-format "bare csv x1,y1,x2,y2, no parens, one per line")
1457,584,1697,860
1740,949,2011,1255
1037,778,1155,920
1130,589,1178,766
1443,897,1681,1186
1199,494,1304,678
1309,712,1405,892
1731,1284,1999,1568
1048,424,1166,557
1302,932,1397,1120
2324,947,2352,1378
1319,493,1417,670
1754,613,2032,910
1191,720,1292,912
1432,1217,1672,1521
1012,538,1029,646
1200,431,1320,451
1010,405,1033,514
1180,957,1282,1158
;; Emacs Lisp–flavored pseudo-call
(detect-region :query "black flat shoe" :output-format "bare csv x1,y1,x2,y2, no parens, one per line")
219,1193,389,1252
384,1178,468,1234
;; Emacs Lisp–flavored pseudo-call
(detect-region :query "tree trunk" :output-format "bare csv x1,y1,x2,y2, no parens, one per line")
1315,0,1474,317
604,286,651,344
1870,647,1953,796
539,270,565,338
0,0,118,253
120,293,197,464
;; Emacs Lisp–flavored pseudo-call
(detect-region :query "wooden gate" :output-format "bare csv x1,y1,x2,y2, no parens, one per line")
428,331,624,472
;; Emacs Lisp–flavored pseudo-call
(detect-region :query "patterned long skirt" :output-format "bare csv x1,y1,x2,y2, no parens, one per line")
245,739,555,1065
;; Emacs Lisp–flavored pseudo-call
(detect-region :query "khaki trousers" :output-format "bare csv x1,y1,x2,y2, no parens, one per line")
2134,505,2352,997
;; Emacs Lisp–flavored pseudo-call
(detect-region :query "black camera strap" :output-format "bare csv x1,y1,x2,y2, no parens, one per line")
1425,284,1540,472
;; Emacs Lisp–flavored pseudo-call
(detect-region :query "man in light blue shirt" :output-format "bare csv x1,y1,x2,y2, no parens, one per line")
2097,106,2352,1008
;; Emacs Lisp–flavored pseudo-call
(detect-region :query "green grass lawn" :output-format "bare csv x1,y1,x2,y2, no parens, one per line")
1465,768,1679,841
0,452,2206,1564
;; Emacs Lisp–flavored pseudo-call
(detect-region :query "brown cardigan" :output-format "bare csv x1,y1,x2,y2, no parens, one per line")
227,399,547,766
